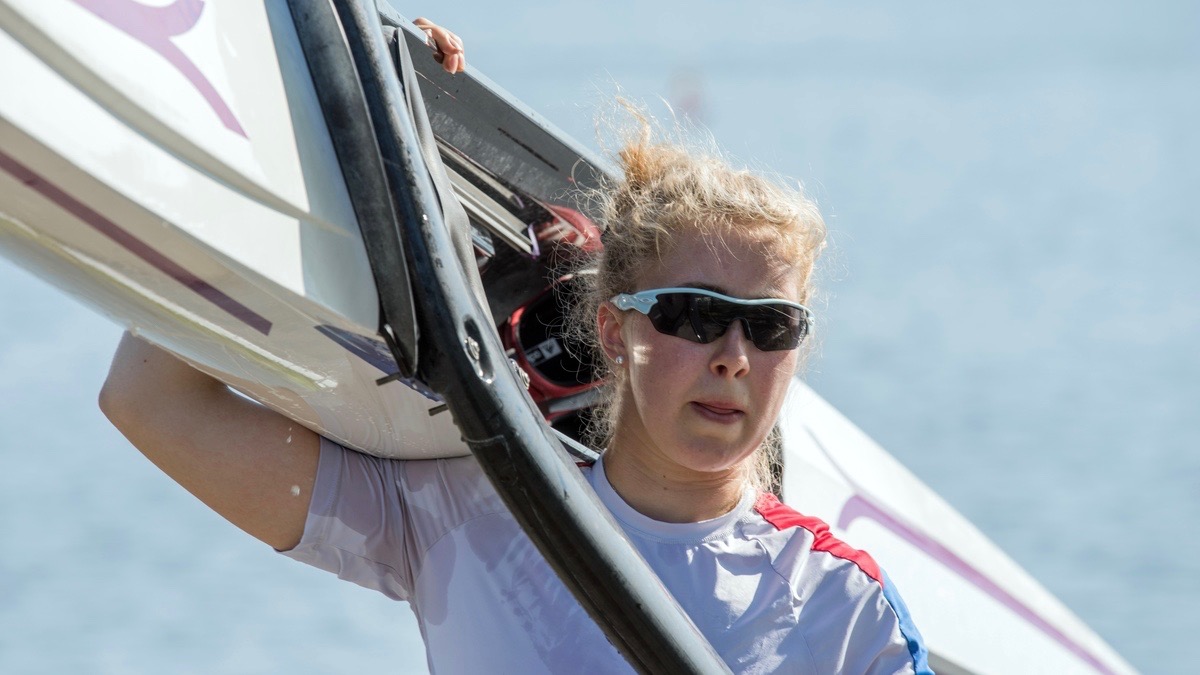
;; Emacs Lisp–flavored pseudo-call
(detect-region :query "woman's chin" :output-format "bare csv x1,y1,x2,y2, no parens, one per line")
670,439,759,476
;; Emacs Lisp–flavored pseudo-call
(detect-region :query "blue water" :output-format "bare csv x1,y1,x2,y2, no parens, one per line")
1,1,1196,673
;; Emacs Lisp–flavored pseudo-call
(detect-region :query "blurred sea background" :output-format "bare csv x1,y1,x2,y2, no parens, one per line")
1,0,1196,673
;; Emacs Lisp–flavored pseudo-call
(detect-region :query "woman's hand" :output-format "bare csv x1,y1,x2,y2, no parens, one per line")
413,17,465,74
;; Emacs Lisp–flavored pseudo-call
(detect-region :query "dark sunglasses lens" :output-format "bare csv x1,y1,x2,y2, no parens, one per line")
693,295,739,343
647,292,807,350
647,293,704,341
743,305,805,351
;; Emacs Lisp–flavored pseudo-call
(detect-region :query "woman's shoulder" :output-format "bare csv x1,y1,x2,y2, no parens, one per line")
742,493,932,672
739,487,883,588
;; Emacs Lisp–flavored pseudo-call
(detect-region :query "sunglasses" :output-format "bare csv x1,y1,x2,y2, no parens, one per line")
610,287,813,352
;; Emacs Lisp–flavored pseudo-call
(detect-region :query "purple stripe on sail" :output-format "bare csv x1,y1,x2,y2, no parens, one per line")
803,424,1119,673
837,495,1115,675
70,0,247,137
0,150,271,335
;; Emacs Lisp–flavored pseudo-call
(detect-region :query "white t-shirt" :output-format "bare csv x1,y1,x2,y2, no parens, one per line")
282,438,931,674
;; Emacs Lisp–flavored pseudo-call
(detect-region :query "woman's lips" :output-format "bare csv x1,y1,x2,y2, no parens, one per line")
690,401,745,423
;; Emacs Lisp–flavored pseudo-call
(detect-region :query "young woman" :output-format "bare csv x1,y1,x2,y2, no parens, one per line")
99,18,931,675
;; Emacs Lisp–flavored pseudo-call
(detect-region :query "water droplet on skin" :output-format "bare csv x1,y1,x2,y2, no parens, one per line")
286,435,292,444
290,485,300,497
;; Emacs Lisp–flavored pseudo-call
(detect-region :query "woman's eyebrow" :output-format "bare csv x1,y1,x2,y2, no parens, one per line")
678,281,728,294
678,282,788,299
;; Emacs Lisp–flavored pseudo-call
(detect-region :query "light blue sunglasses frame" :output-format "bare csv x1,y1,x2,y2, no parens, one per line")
610,287,814,351
610,287,811,316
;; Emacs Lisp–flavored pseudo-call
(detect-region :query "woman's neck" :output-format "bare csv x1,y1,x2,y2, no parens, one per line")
602,432,749,524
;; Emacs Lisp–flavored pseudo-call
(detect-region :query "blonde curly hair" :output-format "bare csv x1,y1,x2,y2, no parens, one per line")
569,101,826,492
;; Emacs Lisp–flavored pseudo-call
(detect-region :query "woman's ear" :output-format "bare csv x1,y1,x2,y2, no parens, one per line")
596,301,627,364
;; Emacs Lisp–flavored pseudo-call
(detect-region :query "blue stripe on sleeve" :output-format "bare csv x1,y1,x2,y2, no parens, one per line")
881,571,934,674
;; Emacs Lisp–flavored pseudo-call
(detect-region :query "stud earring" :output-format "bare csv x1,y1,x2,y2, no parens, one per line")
615,355,624,365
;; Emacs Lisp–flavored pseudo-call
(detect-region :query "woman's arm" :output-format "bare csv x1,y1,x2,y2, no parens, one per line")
98,333,320,551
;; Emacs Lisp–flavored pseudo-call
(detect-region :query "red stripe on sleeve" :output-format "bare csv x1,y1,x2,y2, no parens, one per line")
754,493,883,586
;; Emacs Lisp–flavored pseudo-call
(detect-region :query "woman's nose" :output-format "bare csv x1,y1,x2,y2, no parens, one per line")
710,320,751,378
